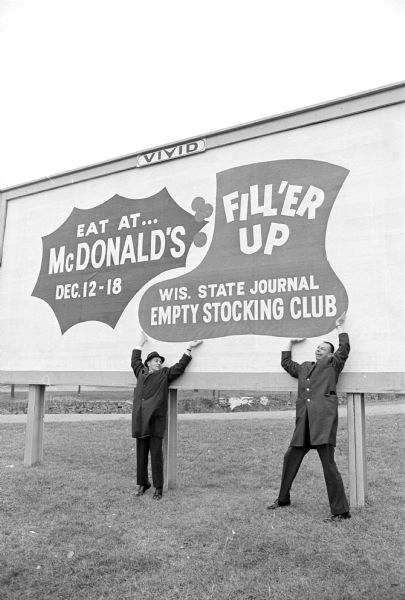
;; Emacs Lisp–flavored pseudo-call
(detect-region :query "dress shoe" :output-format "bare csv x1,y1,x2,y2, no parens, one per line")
135,482,151,496
323,512,351,522
266,499,291,510
152,488,163,500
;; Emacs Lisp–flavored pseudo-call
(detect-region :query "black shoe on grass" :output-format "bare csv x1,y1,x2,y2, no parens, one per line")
323,512,351,522
266,499,291,510
135,482,151,496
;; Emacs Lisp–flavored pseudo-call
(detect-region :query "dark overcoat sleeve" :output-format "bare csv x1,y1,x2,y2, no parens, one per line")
167,353,192,382
281,351,300,378
331,333,350,374
131,348,145,378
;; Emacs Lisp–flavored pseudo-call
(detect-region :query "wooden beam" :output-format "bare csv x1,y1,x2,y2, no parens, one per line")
1,83,403,202
0,192,7,266
347,392,367,507
347,395,357,503
24,384,46,466
0,369,404,392
163,388,178,490
354,393,367,505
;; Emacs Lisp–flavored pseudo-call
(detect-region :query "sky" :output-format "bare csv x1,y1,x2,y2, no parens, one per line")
0,0,403,189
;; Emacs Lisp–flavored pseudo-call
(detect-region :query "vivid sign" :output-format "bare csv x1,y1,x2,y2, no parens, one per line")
136,140,205,167
33,159,349,338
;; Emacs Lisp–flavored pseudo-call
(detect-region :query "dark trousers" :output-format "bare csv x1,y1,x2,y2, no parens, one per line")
277,444,350,515
136,436,163,490
277,414,349,515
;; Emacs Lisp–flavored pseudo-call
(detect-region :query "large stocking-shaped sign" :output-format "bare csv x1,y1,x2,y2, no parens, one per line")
139,160,349,339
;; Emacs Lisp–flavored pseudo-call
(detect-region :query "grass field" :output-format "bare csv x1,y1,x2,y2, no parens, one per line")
1,413,404,599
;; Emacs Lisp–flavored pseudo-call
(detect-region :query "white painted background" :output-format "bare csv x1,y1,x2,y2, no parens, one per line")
0,104,404,376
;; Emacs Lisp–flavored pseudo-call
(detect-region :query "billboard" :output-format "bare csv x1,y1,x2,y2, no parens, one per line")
1,85,404,391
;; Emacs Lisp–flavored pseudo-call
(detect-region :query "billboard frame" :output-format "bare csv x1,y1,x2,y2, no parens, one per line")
0,81,404,392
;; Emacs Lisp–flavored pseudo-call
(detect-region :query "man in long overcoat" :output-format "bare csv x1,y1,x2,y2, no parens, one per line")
131,331,203,500
268,313,351,521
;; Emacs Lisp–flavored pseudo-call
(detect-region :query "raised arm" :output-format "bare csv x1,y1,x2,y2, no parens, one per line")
332,313,350,373
131,330,148,377
185,339,203,355
335,312,346,335
281,338,306,378
168,340,203,382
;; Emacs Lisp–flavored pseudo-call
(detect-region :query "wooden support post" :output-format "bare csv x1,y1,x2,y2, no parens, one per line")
24,384,46,466
11,384,15,398
347,392,367,507
163,388,178,490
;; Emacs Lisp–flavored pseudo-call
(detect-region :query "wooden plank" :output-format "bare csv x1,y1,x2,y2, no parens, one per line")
354,393,367,506
0,369,404,392
1,83,403,202
361,394,368,497
164,388,178,490
207,84,405,150
347,392,367,507
347,393,357,505
0,192,7,265
24,384,46,466
166,388,178,489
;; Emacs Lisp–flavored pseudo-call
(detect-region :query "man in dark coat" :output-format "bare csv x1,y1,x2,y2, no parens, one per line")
131,331,203,500
268,313,351,521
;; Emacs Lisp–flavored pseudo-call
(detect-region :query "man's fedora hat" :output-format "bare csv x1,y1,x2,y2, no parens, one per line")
144,351,165,366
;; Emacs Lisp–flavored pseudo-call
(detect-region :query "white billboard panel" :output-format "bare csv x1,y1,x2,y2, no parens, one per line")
0,87,404,390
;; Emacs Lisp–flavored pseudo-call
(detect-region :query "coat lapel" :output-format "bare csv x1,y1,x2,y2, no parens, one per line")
306,362,317,378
